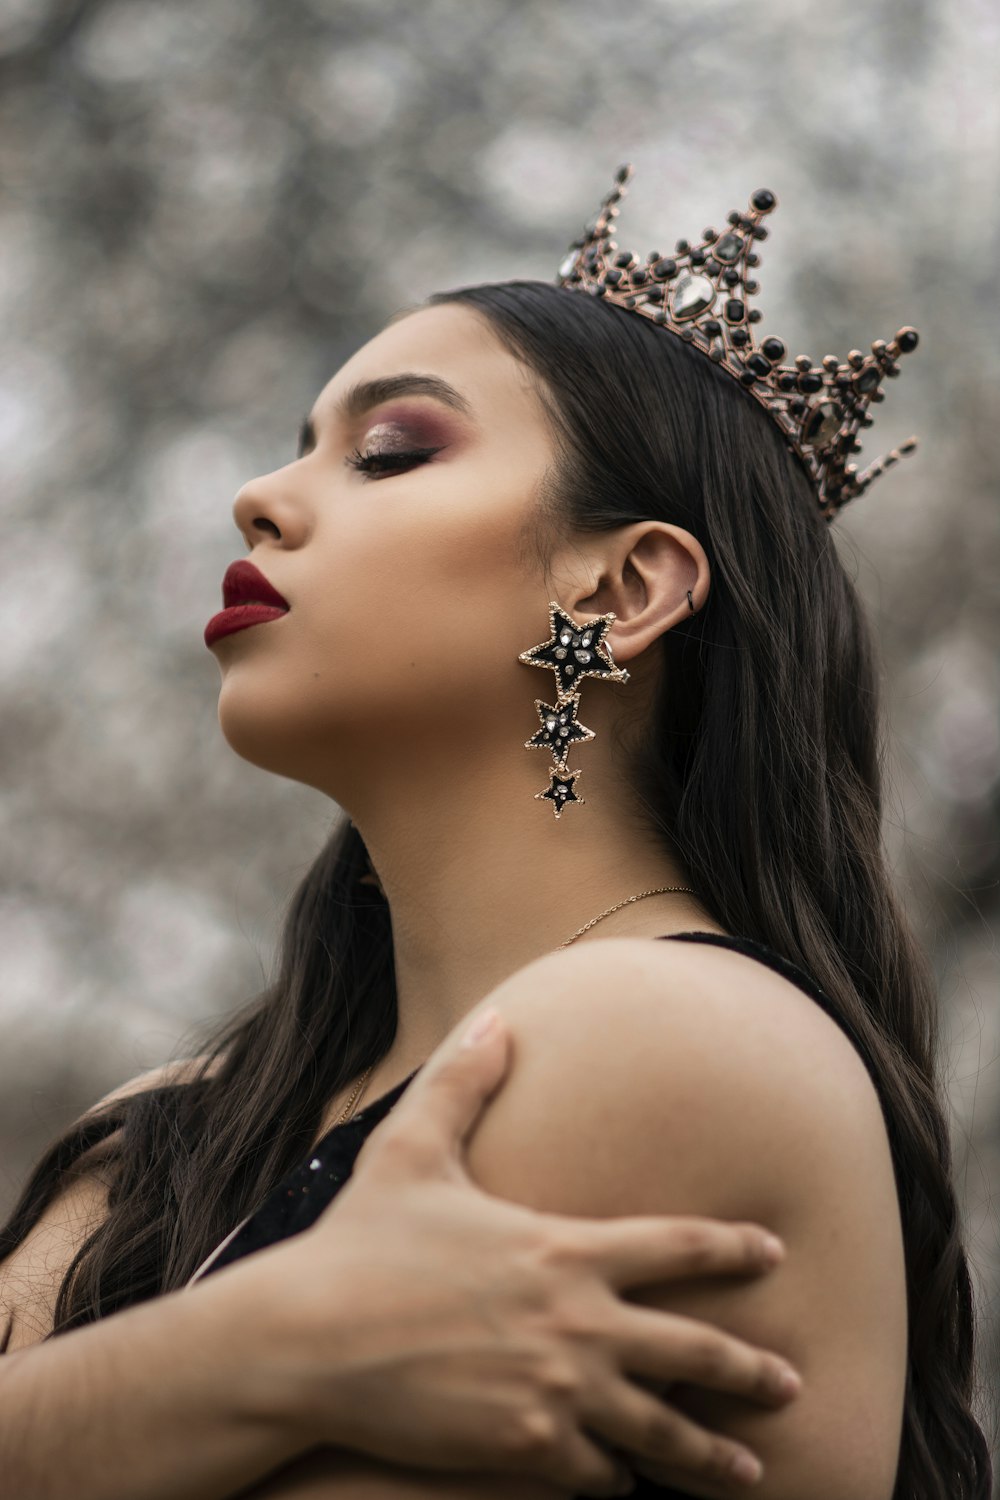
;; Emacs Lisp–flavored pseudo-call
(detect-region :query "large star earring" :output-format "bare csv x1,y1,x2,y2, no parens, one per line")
518,601,629,819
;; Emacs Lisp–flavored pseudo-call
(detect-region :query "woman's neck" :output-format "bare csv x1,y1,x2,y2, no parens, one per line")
327,792,720,1125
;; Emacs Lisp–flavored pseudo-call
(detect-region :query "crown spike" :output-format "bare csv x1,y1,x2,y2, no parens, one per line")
555,165,920,521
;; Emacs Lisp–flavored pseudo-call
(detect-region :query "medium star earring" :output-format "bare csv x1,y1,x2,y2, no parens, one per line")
518,601,630,819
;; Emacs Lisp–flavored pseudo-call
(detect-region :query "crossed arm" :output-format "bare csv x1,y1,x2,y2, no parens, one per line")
0,936,905,1500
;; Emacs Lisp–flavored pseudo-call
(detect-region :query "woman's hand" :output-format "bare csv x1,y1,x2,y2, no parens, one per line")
252,1006,801,1499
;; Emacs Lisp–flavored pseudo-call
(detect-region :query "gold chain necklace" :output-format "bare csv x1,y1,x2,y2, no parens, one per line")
554,884,698,948
334,885,696,1126
334,1067,376,1125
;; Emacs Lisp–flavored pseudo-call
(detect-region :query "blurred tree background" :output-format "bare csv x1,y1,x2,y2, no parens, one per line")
2,0,997,1475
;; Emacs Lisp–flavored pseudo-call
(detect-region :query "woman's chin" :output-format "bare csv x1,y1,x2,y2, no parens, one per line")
216,696,314,784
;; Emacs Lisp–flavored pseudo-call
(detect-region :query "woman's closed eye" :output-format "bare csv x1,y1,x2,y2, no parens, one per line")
345,444,444,479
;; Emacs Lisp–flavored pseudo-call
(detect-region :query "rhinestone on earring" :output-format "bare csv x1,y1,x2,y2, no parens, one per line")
518,601,629,819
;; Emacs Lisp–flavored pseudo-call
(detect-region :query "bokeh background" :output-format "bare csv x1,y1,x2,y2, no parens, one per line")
3,0,998,1477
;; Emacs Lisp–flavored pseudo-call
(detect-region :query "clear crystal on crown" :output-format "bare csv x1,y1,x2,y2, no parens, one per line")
672,273,716,321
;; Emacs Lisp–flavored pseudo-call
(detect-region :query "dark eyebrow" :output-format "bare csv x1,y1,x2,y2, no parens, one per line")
297,373,472,457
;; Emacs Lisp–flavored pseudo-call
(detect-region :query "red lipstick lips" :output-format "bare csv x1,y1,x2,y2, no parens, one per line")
204,560,290,648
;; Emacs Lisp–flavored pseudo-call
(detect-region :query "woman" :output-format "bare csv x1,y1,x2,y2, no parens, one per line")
1,170,992,1497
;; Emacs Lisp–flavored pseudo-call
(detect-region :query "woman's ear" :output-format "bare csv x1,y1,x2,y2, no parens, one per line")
568,522,710,660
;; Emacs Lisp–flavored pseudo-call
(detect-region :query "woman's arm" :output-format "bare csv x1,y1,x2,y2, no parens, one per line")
457,937,905,1500
0,1249,308,1500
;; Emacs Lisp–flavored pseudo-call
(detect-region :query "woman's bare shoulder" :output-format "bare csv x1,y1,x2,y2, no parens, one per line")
468,934,890,1183
474,932,889,1165
461,935,907,1500
1,1054,221,1354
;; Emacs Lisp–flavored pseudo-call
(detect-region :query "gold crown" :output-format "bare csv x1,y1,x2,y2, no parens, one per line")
555,163,920,521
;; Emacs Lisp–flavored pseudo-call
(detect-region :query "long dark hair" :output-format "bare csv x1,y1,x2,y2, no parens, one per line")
2,280,992,1496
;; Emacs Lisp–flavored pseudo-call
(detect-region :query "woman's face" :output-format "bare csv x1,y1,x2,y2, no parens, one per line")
210,301,566,806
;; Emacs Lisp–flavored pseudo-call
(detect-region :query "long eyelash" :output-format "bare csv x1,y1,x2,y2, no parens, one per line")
345,445,443,477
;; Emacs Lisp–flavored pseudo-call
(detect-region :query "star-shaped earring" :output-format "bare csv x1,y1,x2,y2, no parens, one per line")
536,764,585,818
524,690,595,768
518,602,630,699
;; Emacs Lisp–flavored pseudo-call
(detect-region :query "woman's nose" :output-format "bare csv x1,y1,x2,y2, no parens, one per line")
232,471,310,549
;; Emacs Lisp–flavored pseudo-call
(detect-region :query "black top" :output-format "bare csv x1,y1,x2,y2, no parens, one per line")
196,932,880,1497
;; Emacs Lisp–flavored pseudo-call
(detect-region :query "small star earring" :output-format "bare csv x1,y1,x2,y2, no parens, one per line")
518,600,629,819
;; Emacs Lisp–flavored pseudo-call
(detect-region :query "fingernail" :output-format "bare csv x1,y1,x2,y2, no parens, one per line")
461,1006,500,1047
731,1446,761,1482
730,1450,763,1484
761,1233,785,1263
